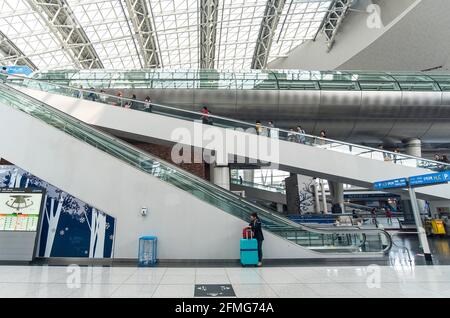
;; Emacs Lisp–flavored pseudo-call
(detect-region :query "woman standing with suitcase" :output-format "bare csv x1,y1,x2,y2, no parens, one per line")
249,213,264,267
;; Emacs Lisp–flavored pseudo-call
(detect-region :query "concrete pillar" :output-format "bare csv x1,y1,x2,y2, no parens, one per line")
404,138,422,157
211,165,230,190
403,138,427,216
243,170,254,183
328,181,344,214
320,179,328,214
314,178,321,214
276,203,284,213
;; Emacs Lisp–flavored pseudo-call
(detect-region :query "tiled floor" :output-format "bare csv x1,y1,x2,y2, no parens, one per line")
1,264,450,298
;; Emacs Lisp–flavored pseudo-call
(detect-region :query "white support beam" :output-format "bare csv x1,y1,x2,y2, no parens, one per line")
321,0,355,52
251,0,286,70
26,0,104,69
199,0,219,69
0,31,38,70
124,0,161,68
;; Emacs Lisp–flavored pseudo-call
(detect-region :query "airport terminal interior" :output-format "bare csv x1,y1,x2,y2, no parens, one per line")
1,0,450,299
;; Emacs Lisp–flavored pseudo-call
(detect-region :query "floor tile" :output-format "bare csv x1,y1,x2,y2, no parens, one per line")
152,284,194,298
233,284,278,298
26,283,78,298
160,274,196,285
69,284,122,298
270,284,320,298
195,274,230,284
111,284,158,298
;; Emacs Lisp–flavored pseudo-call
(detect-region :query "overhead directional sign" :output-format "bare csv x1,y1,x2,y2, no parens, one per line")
373,178,408,190
409,171,450,187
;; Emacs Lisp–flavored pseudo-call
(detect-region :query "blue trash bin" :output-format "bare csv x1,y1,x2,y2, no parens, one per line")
138,236,157,267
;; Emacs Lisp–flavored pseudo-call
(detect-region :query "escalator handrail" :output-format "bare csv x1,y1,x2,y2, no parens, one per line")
5,73,450,171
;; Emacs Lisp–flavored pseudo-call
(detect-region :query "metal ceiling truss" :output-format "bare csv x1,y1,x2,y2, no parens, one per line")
251,0,286,69
199,0,219,69
26,0,104,69
123,0,161,68
321,0,354,51
0,31,38,70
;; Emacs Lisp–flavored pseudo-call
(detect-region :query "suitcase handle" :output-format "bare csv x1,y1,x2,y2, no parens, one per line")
244,227,253,239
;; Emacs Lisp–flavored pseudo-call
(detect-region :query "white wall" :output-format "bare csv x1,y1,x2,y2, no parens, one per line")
0,99,331,260
21,87,450,201
268,0,424,70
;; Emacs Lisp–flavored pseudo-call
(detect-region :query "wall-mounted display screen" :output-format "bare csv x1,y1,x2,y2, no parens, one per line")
0,189,44,232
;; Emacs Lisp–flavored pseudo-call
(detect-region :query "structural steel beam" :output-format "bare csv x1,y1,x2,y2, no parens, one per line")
26,0,104,69
321,0,354,51
0,31,38,70
251,0,286,70
124,0,161,68
199,0,219,69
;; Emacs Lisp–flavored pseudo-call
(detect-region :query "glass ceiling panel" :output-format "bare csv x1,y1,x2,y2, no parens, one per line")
0,0,335,70
269,0,330,64
0,0,75,69
149,0,199,69
67,0,142,69
215,0,267,70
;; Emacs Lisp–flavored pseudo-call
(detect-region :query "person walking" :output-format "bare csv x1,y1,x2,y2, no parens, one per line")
296,126,306,144
76,85,84,99
255,120,263,136
267,121,274,138
144,96,152,112
0,67,8,83
385,208,393,225
201,106,212,125
248,212,264,267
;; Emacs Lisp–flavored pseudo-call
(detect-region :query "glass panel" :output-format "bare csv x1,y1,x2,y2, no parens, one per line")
9,73,450,174
319,81,359,90
359,81,400,91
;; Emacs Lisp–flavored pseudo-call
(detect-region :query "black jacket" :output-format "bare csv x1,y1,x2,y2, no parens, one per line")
249,218,264,241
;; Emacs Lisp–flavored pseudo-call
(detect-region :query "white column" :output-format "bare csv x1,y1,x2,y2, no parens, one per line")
320,179,328,214
409,186,432,261
276,203,284,213
404,138,422,157
404,138,427,215
211,165,230,190
314,178,321,214
328,181,344,213
243,169,254,183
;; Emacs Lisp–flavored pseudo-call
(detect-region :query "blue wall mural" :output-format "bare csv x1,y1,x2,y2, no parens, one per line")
0,165,115,258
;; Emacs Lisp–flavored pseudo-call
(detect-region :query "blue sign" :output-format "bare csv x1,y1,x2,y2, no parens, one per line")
4,66,33,76
374,178,408,190
409,171,450,187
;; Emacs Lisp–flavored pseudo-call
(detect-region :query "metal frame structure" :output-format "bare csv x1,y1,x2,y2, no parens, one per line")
26,0,104,69
199,0,219,69
321,0,354,52
124,0,161,68
0,0,334,70
251,0,286,69
0,31,37,70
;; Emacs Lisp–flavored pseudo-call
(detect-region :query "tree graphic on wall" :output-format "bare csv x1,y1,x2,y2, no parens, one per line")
0,165,115,258
298,179,315,213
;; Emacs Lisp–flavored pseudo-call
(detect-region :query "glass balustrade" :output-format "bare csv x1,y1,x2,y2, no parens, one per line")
0,83,392,254
231,178,286,194
8,74,450,173
29,69,450,92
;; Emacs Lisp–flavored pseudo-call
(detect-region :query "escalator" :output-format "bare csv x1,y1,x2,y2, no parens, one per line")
0,83,392,257
10,75,450,201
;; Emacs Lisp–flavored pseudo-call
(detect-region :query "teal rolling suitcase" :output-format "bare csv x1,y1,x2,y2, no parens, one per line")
240,238,259,266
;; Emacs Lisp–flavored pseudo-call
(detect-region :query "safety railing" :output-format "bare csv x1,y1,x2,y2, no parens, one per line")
30,69,450,92
7,73,450,173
